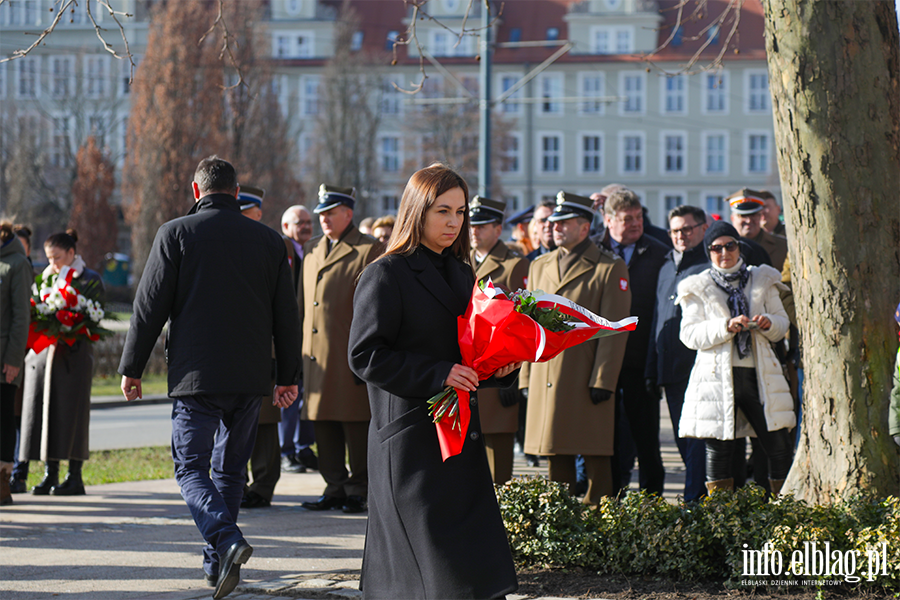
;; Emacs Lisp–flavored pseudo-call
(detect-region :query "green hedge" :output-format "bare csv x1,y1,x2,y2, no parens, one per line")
496,476,899,592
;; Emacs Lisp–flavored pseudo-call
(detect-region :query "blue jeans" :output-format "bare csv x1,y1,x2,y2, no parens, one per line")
171,394,261,577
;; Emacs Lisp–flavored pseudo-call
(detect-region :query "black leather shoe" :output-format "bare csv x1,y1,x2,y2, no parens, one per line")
32,474,59,495
526,454,541,468
280,455,306,474
51,474,86,496
297,450,318,471
9,478,27,494
301,495,344,511
213,540,253,599
205,572,217,587
240,490,271,509
342,495,367,514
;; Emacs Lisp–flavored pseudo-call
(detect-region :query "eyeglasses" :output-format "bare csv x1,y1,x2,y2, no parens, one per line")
669,223,700,237
611,214,643,225
708,241,739,254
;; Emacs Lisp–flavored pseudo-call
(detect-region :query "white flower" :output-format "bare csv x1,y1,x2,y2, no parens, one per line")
36,302,54,316
75,293,88,310
47,290,65,310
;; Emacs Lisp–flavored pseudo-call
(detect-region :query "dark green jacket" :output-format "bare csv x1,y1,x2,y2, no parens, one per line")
0,236,33,388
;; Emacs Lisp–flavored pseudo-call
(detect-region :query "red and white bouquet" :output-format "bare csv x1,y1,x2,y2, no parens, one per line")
428,278,638,460
28,265,114,354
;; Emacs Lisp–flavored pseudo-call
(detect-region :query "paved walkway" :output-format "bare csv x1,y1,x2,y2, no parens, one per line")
1,400,687,600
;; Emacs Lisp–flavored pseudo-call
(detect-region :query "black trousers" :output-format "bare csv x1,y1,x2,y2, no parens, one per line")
0,383,17,462
613,368,665,494
706,368,793,482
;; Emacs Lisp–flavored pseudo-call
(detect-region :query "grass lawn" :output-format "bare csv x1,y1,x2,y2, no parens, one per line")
91,372,168,396
24,446,173,489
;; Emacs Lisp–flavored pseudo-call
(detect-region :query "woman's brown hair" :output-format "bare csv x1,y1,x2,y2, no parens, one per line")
0,220,14,244
381,163,472,264
45,229,78,252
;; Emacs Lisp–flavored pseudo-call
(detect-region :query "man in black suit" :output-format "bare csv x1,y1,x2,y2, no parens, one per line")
118,156,301,600
645,205,709,501
600,188,668,495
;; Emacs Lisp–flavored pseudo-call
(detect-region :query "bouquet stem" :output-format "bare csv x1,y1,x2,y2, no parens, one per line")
427,386,462,432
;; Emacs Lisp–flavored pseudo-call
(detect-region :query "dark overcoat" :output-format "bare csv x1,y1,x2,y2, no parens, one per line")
20,267,103,462
348,248,518,600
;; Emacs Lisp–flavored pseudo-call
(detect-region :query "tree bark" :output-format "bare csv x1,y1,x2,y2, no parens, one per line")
762,0,900,501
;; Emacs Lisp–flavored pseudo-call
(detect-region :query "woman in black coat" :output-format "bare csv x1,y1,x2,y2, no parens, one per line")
349,164,520,599
20,230,103,496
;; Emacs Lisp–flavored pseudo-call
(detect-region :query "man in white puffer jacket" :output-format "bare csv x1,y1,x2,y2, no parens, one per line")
675,220,795,496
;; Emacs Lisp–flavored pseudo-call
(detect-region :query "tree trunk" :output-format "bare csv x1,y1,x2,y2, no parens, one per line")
762,0,900,502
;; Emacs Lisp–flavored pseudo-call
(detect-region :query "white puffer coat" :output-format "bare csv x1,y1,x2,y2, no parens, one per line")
676,264,795,440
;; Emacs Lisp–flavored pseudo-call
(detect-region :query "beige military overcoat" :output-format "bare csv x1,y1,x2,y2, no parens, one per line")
519,241,631,456
301,225,380,421
471,241,529,435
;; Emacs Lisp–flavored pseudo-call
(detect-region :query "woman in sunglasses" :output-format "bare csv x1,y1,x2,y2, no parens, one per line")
675,221,794,496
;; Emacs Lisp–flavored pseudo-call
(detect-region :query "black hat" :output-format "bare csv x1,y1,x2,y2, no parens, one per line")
703,220,741,257
548,191,596,222
238,186,265,211
314,184,356,214
505,205,534,227
727,188,766,215
469,196,506,225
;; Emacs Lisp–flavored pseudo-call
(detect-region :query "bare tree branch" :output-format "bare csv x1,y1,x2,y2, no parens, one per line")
198,0,247,91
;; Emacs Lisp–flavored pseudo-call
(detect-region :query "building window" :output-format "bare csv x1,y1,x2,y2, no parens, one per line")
15,56,39,99
704,72,728,113
540,134,561,173
286,0,303,15
273,31,314,58
351,31,364,51
620,72,645,114
381,77,402,115
429,30,474,57
616,29,632,53
381,136,400,172
386,30,399,52
703,132,727,174
499,74,520,113
50,116,71,167
663,75,685,114
51,56,74,98
540,73,563,114
581,134,603,174
663,133,686,174
89,116,106,149
663,193,686,212
501,134,521,173
67,0,90,24
747,70,769,112
547,27,559,41
747,132,770,174
579,72,604,114
381,195,399,212
5,0,41,25
119,55,141,96
591,26,634,54
705,193,726,216
85,55,108,98
593,30,610,54
620,132,644,174
301,75,319,116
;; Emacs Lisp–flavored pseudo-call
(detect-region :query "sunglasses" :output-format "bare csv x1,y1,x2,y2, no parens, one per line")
708,241,739,254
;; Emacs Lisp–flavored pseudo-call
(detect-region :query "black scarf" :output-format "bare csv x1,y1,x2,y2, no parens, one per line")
710,261,752,358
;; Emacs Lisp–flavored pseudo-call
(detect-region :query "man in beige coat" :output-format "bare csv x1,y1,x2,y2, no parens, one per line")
469,196,529,484
519,192,631,505
301,185,381,514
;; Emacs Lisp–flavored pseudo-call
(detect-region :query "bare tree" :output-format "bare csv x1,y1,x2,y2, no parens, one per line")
68,136,118,270
302,3,383,210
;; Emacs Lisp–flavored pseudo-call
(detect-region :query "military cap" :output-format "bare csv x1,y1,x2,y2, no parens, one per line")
238,185,265,211
505,205,534,227
469,196,506,225
548,191,596,222
727,188,766,215
314,184,356,214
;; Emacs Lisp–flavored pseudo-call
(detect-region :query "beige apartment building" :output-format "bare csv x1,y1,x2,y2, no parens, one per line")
1,0,780,226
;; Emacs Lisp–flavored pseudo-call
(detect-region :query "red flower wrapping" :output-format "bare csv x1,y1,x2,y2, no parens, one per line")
434,279,638,461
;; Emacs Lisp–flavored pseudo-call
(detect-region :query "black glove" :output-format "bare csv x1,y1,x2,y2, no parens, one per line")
645,378,661,401
521,388,529,400
590,388,613,405
499,387,521,408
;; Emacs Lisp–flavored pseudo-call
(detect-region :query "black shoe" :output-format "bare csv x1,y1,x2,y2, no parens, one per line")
32,473,59,495
280,455,306,474
301,495,344,511
297,450,318,471
526,454,541,468
342,495,367,514
51,473,86,496
9,478,27,494
240,490,271,509
205,572,218,587
213,540,253,599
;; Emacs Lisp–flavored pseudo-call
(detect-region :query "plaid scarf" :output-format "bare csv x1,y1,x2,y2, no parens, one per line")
710,261,752,358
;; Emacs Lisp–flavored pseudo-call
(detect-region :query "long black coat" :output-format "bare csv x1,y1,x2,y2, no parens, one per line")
645,243,710,386
119,194,301,395
348,248,518,600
